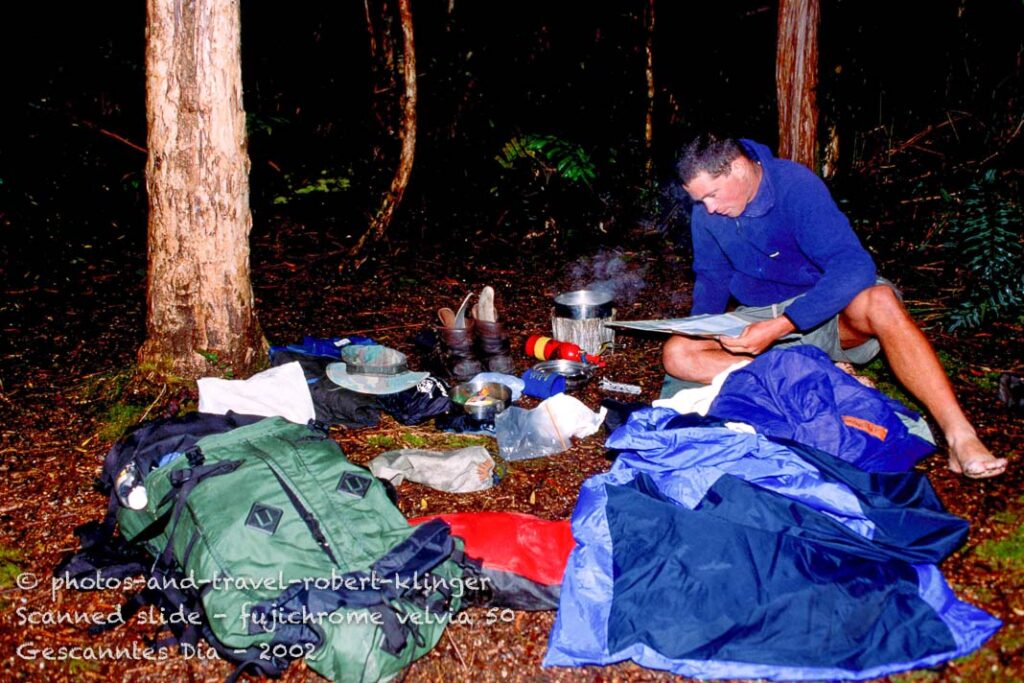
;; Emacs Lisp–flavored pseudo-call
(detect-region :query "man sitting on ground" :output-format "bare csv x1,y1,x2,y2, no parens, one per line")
664,133,1006,479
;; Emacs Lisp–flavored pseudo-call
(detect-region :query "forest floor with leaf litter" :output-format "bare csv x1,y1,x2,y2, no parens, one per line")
0,219,1022,683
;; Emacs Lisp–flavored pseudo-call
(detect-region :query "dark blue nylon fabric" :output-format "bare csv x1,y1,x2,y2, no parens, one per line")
544,411,1001,679
605,475,958,669
708,346,934,472
769,435,967,562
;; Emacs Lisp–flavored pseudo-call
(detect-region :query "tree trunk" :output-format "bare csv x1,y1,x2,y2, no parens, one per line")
366,0,398,122
138,0,266,379
776,0,820,170
643,0,656,184
363,0,379,61
346,0,417,271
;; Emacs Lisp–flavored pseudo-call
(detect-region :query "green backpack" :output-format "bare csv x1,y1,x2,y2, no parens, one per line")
116,417,467,682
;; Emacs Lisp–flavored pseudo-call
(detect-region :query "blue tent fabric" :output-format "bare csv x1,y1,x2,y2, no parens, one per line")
544,412,1000,680
708,346,934,472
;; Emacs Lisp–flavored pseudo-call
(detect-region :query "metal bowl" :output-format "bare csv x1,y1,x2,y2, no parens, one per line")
554,289,614,319
531,359,596,391
451,380,512,421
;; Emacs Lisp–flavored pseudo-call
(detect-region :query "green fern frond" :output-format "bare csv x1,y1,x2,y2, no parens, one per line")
945,171,1024,331
494,134,596,186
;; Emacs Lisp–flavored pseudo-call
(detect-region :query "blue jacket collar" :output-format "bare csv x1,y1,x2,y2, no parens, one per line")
739,140,775,219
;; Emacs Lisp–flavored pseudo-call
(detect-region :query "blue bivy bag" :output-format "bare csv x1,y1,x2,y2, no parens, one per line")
544,408,1001,680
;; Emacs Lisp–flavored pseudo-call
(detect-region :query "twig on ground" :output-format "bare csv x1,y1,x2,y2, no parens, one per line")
137,383,168,424
446,629,467,669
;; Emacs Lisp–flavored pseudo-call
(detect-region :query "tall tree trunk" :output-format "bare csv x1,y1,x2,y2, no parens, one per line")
363,0,379,61
367,0,398,121
643,0,656,184
138,0,266,379
776,0,820,170
347,0,417,270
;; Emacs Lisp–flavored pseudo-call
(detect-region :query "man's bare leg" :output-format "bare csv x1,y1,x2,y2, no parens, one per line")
840,286,1007,478
663,334,751,384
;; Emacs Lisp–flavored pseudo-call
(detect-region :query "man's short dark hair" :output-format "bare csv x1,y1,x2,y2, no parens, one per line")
675,133,750,184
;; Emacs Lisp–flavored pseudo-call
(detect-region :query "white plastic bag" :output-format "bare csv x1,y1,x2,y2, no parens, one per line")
495,393,606,461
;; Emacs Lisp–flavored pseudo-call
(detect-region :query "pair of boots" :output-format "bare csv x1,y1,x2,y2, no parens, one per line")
437,286,514,383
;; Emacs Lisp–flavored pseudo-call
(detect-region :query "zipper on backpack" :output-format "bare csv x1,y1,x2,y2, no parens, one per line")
249,447,341,567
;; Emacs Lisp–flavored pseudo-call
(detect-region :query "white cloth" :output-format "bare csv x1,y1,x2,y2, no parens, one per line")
198,361,315,425
652,360,751,416
368,447,495,493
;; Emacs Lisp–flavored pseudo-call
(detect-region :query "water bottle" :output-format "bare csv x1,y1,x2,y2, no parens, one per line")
114,462,149,510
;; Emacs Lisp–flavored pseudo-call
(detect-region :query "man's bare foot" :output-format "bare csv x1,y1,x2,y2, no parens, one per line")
947,433,1008,479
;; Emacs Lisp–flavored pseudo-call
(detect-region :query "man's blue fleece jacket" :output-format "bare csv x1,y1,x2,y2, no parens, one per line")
690,139,877,331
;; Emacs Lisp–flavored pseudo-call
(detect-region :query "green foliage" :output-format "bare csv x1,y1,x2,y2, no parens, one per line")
65,659,102,677
400,432,428,448
368,431,494,453
945,170,1024,331
98,403,146,442
974,519,1024,576
495,134,596,186
489,133,605,246
75,364,188,441
273,170,351,205
441,434,490,450
246,112,291,138
0,545,23,589
196,349,235,378
78,366,135,404
79,366,150,441
366,435,397,450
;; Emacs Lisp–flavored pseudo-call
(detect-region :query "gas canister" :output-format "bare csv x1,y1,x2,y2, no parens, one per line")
524,335,602,365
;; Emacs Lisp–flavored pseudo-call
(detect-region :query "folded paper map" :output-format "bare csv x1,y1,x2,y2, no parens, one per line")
606,313,799,339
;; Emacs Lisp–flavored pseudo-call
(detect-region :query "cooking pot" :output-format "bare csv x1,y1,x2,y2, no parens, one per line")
553,289,614,320
451,380,512,421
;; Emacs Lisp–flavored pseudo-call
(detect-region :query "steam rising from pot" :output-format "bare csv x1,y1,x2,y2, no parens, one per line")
568,249,648,305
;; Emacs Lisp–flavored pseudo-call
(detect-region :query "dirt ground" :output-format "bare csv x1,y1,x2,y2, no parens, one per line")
0,224,1022,683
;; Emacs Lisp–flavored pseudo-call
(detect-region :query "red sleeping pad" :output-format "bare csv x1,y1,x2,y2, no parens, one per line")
409,511,574,610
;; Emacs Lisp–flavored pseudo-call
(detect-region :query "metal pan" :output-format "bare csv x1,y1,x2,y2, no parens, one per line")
553,289,614,319
531,359,596,390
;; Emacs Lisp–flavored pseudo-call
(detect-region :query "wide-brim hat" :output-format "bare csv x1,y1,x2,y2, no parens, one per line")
326,344,429,395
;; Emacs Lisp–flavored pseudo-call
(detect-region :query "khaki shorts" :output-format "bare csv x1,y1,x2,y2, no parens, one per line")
731,278,900,365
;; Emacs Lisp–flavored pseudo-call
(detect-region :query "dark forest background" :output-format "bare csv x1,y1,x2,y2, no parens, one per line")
1,0,1022,320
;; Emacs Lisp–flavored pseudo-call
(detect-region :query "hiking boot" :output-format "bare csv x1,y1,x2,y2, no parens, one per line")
438,320,483,383
474,319,515,374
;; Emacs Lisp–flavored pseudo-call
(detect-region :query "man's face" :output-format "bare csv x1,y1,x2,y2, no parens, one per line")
682,158,758,218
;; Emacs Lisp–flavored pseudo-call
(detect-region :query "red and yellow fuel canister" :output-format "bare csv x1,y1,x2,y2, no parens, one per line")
524,335,592,363
525,335,561,361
